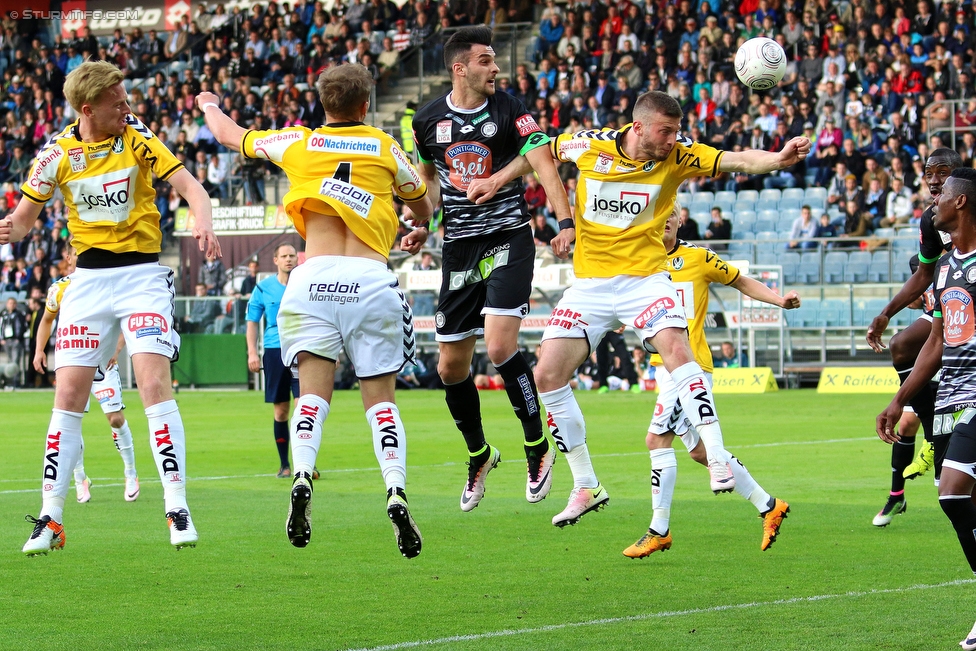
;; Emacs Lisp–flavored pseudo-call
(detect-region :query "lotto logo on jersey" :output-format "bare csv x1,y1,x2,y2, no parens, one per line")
583,180,661,229
95,388,116,403
634,297,678,329
942,288,975,346
515,115,541,137
445,142,492,191
127,313,169,338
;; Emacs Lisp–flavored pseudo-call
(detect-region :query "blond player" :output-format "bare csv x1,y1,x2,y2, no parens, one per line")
198,64,433,558
2,61,219,555
622,207,798,558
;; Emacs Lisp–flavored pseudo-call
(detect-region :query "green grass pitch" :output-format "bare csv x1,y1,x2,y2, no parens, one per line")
1,388,973,650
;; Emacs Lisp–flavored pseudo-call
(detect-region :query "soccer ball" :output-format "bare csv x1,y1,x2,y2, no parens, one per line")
734,37,787,90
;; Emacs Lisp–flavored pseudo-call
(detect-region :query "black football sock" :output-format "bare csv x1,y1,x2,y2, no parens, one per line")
444,375,488,455
890,436,916,493
940,495,976,573
494,351,547,450
274,419,290,468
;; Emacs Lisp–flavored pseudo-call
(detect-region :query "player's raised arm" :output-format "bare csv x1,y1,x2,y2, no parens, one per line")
731,275,801,309
197,92,246,153
0,191,45,245
877,314,944,443
866,261,937,352
719,136,811,174
169,167,221,259
415,160,441,215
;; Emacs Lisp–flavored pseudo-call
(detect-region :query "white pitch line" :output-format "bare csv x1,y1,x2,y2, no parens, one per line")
0,436,878,495
343,578,976,651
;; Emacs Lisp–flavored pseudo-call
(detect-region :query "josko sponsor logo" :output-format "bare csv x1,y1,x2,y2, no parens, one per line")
584,180,661,229
319,178,374,219
306,134,380,156
67,168,138,222
942,287,976,346
127,313,169,338
445,142,492,191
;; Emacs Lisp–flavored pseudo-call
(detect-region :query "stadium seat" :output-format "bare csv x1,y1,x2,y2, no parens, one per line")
779,251,801,283
873,228,895,239
757,199,780,212
843,251,871,283
804,187,828,204
728,242,754,261
823,251,847,283
734,210,757,224
690,191,714,203
691,211,710,225
712,200,734,215
893,237,919,252
737,189,760,204
677,192,692,206
822,298,852,326
754,220,777,233
715,191,737,204
759,189,782,202
779,198,802,211
798,253,822,283
782,188,805,201
757,252,778,265
867,261,890,282
731,231,756,240
734,200,756,213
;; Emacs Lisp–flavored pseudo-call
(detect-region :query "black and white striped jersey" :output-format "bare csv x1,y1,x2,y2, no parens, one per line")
413,91,549,241
933,248,976,413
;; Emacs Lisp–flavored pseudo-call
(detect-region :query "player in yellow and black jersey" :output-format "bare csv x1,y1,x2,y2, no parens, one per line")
199,64,432,559
629,207,799,559
1,61,219,556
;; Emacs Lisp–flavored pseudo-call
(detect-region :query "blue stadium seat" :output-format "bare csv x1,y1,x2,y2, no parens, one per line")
715,191,737,204
757,199,779,212
804,187,828,204
844,251,871,283
759,188,782,202
690,191,714,203
867,261,890,282
779,251,801,283
728,242,754,261
731,231,756,240
873,227,896,239
734,200,756,213
754,220,777,233
782,188,805,201
755,231,780,241
677,192,692,206
737,189,760,204
823,251,847,283
734,210,757,224
757,252,778,265
712,200,734,216
798,253,822,283
779,198,802,211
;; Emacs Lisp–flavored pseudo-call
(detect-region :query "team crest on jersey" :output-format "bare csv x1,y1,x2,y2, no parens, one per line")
942,288,975,346
594,152,614,174
436,120,452,143
643,161,657,172
445,142,491,191
68,147,86,172
671,256,684,271
112,137,125,154
481,122,497,137
968,267,976,284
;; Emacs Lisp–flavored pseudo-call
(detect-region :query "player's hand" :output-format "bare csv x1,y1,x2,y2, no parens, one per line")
0,216,12,245
196,92,221,112
781,290,800,309
400,227,428,255
466,177,501,205
194,222,222,259
778,137,812,168
106,357,118,370
866,314,889,352
247,352,261,374
876,401,904,444
33,351,46,373
550,228,574,259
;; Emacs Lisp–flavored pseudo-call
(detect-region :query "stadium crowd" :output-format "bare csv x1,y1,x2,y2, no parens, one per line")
0,0,968,384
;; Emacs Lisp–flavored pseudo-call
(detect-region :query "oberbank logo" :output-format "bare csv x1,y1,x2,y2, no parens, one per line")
583,180,662,229
306,134,380,156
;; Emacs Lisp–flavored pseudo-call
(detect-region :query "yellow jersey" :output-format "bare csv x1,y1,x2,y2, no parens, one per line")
21,116,183,255
650,241,740,373
240,122,427,259
553,127,723,278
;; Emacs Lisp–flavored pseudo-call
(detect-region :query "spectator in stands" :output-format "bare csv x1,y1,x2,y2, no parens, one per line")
24,263,48,297
239,259,260,299
185,283,222,333
0,296,26,385
531,212,557,247
881,177,915,227
199,251,227,297
715,341,747,368
841,198,875,240
677,206,700,241
863,178,888,228
788,205,820,250
703,207,731,250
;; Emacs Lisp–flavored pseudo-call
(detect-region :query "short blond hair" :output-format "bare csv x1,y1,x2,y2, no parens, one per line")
315,64,372,121
63,61,125,112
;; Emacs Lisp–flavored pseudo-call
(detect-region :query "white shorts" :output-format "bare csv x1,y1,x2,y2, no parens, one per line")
85,365,125,414
541,273,688,350
648,366,712,452
54,263,180,371
278,256,414,379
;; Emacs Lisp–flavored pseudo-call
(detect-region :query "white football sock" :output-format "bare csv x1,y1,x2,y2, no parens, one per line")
649,448,677,534
291,394,330,477
367,402,406,493
564,444,598,489
670,362,730,464
146,400,188,513
40,409,84,524
73,438,87,484
731,454,772,511
112,420,137,476
539,384,587,454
